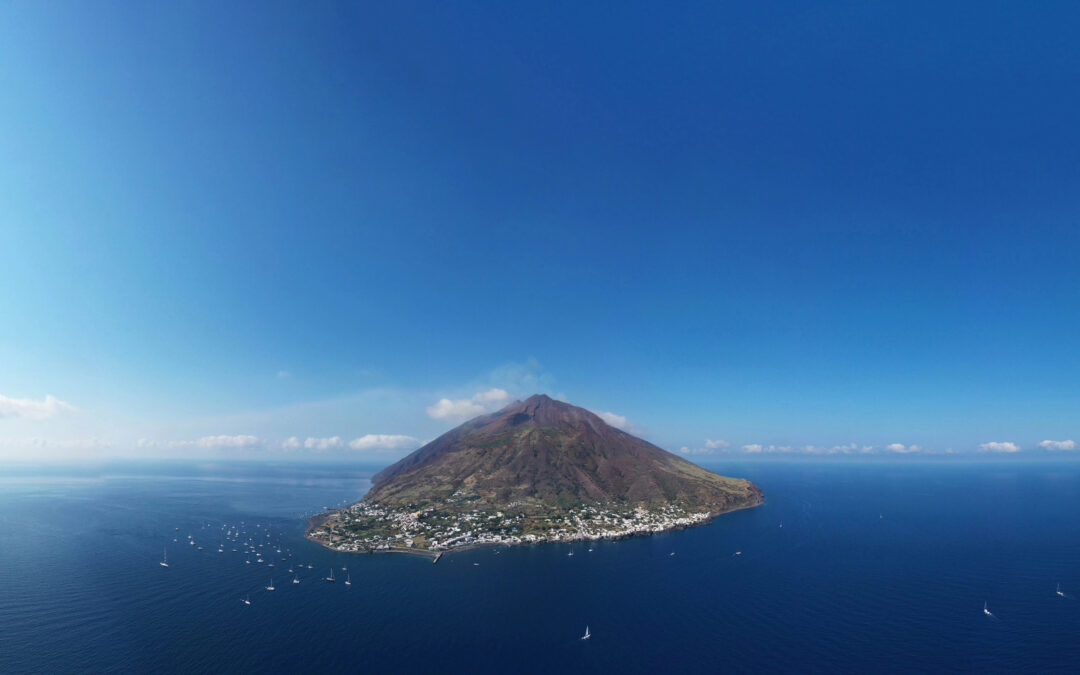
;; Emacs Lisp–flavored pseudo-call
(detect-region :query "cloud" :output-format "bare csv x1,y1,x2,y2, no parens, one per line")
596,411,629,430
679,439,732,455
488,358,555,393
1038,439,1076,451
0,394,76,421
885,443,921,453
680,446,715,456
426,398,485,420
282,436,302,450
979,441,1021,453
196,434,260,449
304,436,343,450
0,437,112,450
138,434,261,450
742,444,764,453
473,388,511,404
277,370,291,378
348,434,421,452
426,388,512,420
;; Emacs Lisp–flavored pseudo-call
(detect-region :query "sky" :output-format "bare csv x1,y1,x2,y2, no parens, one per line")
1,1,1078,461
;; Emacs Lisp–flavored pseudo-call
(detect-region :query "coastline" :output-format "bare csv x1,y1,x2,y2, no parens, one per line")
303,494,764,560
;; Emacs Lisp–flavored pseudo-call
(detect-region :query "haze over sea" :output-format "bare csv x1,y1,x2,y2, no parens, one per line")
2,459,1078,674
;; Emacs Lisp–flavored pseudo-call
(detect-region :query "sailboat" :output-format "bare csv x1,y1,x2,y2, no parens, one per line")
581,625,591,640
266,578,275,591
1057,583,1065,597
293,575,300,584
242,595,251,605
326,568,335,582
160,546,169,567
345,573,351,586
983,601,992,616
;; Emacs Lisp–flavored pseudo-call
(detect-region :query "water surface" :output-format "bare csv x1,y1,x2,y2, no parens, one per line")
1,459,1078,673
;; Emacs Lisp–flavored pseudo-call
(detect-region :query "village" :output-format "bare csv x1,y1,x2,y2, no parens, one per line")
310,494,714,555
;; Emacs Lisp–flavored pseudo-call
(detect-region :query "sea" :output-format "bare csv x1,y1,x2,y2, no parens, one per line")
1,458,1079,674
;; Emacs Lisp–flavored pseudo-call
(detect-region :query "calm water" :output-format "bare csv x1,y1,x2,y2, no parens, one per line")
1,459,1079,673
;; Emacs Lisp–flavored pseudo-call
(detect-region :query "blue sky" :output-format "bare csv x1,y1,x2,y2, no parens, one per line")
1,2,1078,459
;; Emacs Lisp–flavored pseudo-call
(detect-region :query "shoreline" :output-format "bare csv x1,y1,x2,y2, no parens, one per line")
303,495,764,560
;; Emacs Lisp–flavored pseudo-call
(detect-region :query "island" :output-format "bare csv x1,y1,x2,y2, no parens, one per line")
306,394,763,558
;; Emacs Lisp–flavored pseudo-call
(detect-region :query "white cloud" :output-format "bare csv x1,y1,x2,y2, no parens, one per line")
979,441,1021,453
742,444,764,453
138,434,261,450
473,388,511,405
885,443,921,453
596,411,629,430
680,446,716,456
0,394,76,421
679,439,732,455
304,436,343,450
426,388,512,420
826,443,858,454
426,398,486,420
488,358,555,392
1038,439,1076,451
348,434,420,452
196,434,260,448
0,437,112,450
282,436,302,450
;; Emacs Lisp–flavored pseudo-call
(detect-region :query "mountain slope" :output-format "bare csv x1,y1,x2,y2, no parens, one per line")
365,394,761,513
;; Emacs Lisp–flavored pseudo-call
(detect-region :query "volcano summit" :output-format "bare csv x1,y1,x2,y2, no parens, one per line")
309,395,762,555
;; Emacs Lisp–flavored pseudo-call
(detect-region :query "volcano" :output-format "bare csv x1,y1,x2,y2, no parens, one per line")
364,394,762,514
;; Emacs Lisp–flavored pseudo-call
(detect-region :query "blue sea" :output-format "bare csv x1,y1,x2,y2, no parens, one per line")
2,459,1079,673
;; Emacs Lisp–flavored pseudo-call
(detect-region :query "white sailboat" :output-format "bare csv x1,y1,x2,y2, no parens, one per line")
160,546,169,567
326,568,335,582
983,601,992,616
266,578,275,591
1057,583,1065,597
242,595,251,605
581,625,591,640
293,575,300,584
345,573,351,586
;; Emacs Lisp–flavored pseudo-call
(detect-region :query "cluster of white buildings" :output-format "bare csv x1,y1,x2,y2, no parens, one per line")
317,498,712,553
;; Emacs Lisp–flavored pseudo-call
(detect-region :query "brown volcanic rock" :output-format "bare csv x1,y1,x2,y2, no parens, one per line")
365,394,762,512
